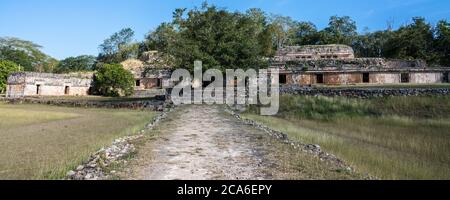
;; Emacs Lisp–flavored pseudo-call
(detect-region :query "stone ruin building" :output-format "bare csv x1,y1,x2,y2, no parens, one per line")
271,44,450,86
5,51,172,98
120,51,172,97
6,72,93,98
4,45,450,98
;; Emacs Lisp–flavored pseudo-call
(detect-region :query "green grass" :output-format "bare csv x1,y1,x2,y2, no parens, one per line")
0,102,157,180
244,95,450,179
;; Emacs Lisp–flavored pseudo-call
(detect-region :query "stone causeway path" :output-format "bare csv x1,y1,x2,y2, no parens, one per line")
128,105,272,180
120,105,359,180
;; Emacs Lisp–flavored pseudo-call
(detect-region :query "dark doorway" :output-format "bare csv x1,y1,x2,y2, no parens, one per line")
444,72,449,83
316,74,324,84
135,80,141,87
157,79,162,88
363,73,370,83
36,84,41,95
64,86,70,95
279,74,287,84
401,73,410,83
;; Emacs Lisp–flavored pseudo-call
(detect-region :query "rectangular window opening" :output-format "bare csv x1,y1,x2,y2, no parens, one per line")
363,73,370,83
279,74,287,85
401,73,410,83
157,79,162,88
316,74,324,84
135,80,141,87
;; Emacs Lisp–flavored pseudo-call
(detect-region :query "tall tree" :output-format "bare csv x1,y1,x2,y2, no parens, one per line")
146,4,270,71
55,55,96,73
0,37,58,72
291,21,319,45
385,17,436,62
320,16,357,45
143,23,178,54
352,30,394,57
268,15,298,48
434,20,450,66
98,28,138,63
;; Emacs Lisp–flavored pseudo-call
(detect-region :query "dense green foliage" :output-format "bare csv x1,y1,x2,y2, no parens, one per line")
141,5,273,71
0,37,59,72
93,63,135,97
55,55,96,73
0,60,21,94
139,4,449,68
97,28,139,64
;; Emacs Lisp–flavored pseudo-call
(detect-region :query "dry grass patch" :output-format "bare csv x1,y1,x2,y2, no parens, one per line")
244,95,450,180
0,102,157,179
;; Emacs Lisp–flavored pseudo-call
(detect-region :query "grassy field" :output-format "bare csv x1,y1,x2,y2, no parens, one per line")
0,102,157,180
243,95,450,180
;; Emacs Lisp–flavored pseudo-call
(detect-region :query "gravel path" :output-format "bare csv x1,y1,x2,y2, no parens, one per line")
137,105,269,180
121,105,361,180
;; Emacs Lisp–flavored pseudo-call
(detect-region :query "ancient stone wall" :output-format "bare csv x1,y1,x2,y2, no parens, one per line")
6,72,92,98
280,85,450,98
370,73,400,84
7,96,167,111
409,72,443,84
283,71,448,86
274,45,355,61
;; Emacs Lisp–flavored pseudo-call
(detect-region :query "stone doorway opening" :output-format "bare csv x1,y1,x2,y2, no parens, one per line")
65,86,70,95
363,73,370,83
401,73,410,83
316,74,324,84
36,84,41,95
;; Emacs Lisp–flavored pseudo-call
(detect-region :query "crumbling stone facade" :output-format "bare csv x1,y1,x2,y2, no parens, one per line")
274,44,355,61
121,51,172,93
272,45,450,86
6,72,93,98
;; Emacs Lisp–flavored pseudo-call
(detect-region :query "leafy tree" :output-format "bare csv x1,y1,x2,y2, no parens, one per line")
352,30,394,57
320,16,357,45
434,20,450,66
0,47,33,70
268,15,298,48
142,23,178,54
291,21,319,45
55,55,96,73
0,37,58,72
146,4,270,71
0,60,21,94
94,63,134,97
385,17,436,63
98,28,138,63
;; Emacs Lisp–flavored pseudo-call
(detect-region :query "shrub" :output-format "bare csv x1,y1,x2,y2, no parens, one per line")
0,60,21,94
94,63,134,97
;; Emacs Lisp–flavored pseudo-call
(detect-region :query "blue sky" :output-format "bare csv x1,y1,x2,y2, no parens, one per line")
0,0,449,59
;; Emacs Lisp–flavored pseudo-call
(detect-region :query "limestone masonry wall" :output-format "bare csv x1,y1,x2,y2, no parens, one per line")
280,85,450,98
6,72,92,98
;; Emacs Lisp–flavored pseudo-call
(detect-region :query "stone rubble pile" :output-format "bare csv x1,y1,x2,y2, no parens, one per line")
66,106,172,180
